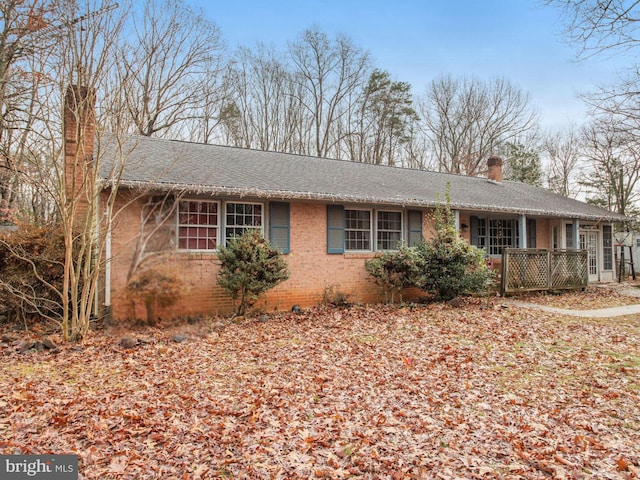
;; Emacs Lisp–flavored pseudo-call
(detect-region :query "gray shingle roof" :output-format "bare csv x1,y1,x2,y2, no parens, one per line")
99,134,628,222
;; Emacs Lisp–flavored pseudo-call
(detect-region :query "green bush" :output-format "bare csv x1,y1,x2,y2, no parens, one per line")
415,195,494,300
365,245,421,303
217,230,289,316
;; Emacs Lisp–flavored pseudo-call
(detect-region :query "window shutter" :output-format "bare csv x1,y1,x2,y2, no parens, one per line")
270,202,290,254
407,210,423,246
327,205,344,254
470,216,479,247
528,218,537,249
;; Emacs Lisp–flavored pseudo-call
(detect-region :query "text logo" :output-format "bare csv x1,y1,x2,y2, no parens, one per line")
1,455,78,479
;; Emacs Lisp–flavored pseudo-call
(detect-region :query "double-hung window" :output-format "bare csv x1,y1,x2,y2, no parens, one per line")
377,211,402,250
225,202,263,244
328,206,410,253
178,200,219,250
177,200,266,251
345,209,371,251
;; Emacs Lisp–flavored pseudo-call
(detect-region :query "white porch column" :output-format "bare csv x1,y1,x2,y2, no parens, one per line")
454,210,460,232
573,219,580,250
519,214,527,248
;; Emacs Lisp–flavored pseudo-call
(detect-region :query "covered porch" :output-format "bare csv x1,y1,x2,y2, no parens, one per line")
453,211,616,284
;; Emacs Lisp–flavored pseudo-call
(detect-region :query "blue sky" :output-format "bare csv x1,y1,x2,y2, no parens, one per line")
197,0,629,132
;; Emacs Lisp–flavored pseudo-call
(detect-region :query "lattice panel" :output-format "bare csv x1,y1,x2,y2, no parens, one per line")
551,252,588,289
502,249,588,294
504,251,549,290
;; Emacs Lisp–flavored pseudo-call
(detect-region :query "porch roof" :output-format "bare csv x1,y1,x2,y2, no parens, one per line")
99,134,629,223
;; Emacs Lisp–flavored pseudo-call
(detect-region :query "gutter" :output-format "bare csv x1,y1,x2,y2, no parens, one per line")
99,179,631,224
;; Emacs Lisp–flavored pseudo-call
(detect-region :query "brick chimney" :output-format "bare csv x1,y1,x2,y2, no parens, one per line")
487,155,503,183
63,85,95,218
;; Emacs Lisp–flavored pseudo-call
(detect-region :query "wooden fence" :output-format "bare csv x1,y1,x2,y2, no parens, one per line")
501,249,588,295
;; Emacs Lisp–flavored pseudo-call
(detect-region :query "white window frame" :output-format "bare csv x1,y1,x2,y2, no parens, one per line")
177,199,220,251
224,201,264,245
344,208,373,252
376,210,404,251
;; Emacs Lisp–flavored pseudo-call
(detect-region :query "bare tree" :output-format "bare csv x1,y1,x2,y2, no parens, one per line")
220,45,305,152
544,126,583,197
580,115,640,215
184,70,230,145
545,0,640,212
545,0,640,57
0,0,67,215
419,75,539,176
0,0,127,340
116,0,224,138
52,0,126,340
289,27,370,158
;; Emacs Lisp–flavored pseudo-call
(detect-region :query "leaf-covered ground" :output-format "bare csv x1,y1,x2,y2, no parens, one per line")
1,299,639,479
517,284,640,310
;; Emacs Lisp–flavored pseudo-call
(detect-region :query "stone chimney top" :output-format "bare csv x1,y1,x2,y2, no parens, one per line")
487,156,503,183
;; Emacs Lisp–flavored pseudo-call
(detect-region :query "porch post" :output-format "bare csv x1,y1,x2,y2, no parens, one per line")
519,214,527,248
454,210,460,232
573,219,580,250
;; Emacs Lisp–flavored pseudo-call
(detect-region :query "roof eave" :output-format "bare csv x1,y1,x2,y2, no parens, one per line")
100,179,630,223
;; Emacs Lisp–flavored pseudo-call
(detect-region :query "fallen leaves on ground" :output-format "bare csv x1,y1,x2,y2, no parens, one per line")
1,299,639,479
516,284,640,310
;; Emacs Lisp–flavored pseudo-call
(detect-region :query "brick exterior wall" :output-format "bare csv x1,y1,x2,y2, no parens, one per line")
106,198,435,320
105,195,551,321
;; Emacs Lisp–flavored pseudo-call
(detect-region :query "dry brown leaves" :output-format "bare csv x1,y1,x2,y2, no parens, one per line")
1,299,639,479
516,284,640,310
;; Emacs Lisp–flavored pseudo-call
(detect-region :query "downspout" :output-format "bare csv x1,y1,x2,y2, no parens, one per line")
93,192,100,317
105,203,112,319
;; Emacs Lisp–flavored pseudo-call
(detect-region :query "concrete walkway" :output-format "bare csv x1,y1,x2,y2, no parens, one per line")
507,301,640,318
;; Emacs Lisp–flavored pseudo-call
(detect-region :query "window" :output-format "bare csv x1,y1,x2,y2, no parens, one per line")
566,223,574,249
327,206,417,253
603,225,613,270
345,209,371,251
488,219,516,255
377,211,402,250
528,219,537,249
470,216,520,255
225,202,263,244
178,200,219,250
